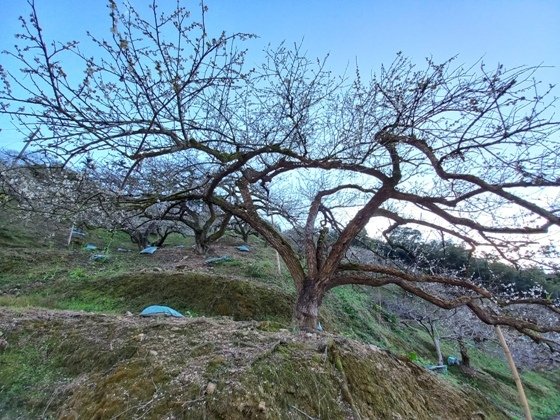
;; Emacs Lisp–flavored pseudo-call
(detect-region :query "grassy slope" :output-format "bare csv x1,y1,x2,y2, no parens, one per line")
0,214,559,418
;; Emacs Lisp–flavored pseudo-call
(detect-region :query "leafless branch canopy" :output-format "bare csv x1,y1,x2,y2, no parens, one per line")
1,2,559,335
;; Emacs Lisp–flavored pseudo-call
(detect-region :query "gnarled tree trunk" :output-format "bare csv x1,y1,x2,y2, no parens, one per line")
433,332,444,366
295,278,325,331
130,229,150,250
458,338,471,368
193,230,209,255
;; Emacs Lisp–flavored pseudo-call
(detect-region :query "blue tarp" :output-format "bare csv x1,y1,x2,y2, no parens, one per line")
71,229,86,238
140,305,184,318
205,255,232,265
447,356,459,366
140,246,158,254
236,245,250,252
426,365,448,374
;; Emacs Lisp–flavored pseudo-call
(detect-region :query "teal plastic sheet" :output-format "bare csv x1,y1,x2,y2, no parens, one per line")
140,246,158,254
140,305,184,318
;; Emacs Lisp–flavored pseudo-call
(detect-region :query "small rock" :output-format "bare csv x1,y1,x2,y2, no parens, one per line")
125,311,133,317
206,382,217,395
137,333,146,342
149,350,158,356
258,401,266,412
0,338,8,351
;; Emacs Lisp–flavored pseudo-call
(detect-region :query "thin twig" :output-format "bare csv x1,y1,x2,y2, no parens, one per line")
289,404,319,420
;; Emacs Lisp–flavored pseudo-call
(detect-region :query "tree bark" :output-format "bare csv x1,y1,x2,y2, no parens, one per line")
193,231,208,255
418,321,444,366
295,278,325,331
458,338,471,368
66,224,74,247
131,230,149,250
433,333,443,366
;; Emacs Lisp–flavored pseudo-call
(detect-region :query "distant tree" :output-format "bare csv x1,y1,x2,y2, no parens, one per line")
114,212,186,250
390,293,448,365
383,233,550,296
382,227,425,266
163,199,232,254
0,151,106,230
2,1,559,345
439,307,495,370
230,216,258,243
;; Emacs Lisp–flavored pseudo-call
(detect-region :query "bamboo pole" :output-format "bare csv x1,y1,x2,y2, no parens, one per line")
270,213,282,275
494,326,532,420
11,128,39,168
275,248,282,275
67,224,74,247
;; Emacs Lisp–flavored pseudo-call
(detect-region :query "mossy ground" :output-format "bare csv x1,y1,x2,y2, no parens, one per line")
0,307,510,419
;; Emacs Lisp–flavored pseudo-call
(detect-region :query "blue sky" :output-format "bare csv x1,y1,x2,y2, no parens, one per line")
1,0,559,149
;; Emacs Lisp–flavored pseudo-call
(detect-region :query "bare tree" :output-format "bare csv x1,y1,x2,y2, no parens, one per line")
0,150,107,232
158,198,231,254
229,216,258,243
2,2,559,342
390,293,448,365
207,53,560,337
90,152,230,253
111,212,185,250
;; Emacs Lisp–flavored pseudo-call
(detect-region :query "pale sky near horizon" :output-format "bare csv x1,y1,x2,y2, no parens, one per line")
1,0,559,149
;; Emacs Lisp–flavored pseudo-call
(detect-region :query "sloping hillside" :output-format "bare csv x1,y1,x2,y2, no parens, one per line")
0,307,508,419
0,215,559,418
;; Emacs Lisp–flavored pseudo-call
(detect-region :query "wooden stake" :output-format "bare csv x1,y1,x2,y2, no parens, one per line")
270,213,281,275
495,326,532,420
12,128,40,168
275,249,282,276
67,224,74,247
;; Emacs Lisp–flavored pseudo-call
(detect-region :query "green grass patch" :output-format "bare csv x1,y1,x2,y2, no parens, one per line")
0,294,58,308
0,344,61,412
322,285,409,350
445,344,560,419
53,295,124,313
28,272,296,323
